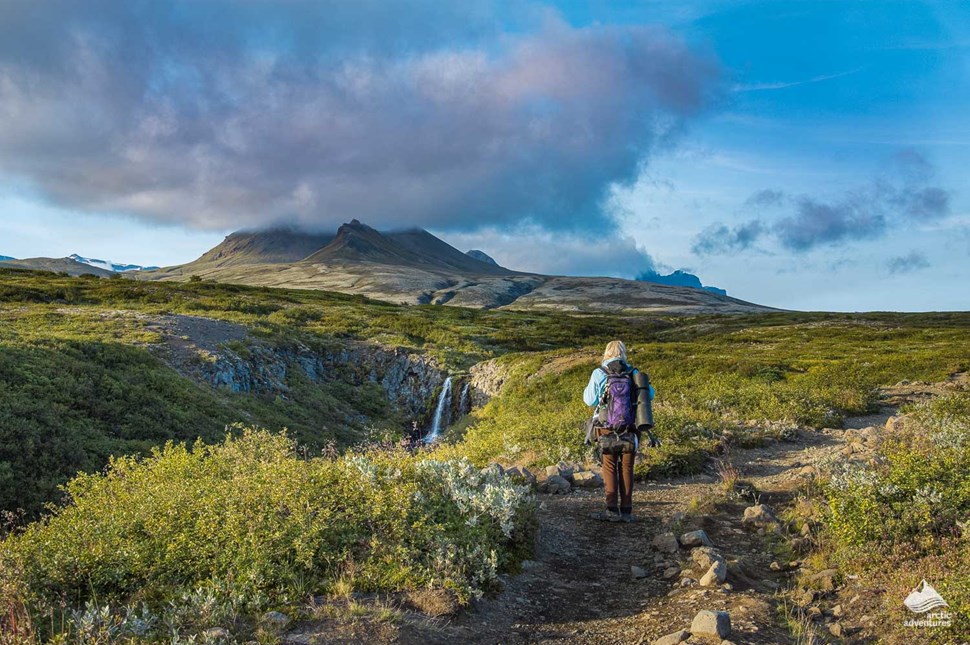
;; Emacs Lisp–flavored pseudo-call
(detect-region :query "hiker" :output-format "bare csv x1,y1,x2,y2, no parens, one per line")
583,340,658,522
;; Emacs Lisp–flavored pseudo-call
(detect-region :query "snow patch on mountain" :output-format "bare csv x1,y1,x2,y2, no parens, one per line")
68,254,159,273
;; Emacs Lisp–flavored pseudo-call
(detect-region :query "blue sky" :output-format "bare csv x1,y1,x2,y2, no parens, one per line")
0,0,967,311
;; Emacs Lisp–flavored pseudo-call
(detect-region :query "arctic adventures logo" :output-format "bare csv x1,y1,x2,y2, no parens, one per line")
903,580,952,629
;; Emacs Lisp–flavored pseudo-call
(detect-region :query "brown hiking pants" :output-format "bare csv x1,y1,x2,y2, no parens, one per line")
601,451,635,514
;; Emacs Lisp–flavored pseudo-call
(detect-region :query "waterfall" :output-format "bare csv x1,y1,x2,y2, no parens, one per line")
424,376,453,443
459,382,470,416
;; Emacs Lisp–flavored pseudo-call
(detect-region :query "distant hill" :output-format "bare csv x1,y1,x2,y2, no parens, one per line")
142,221,770,314
0,255,13,262
0,257,115,277
68,254,159,273
637,269,727,296
466,249,499,266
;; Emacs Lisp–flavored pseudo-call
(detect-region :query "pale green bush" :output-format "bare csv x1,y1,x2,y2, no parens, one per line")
0,428,536,642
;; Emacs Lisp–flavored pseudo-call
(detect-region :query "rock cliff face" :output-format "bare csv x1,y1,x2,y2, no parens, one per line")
468,359,511,408
201,341,445,421
148,314,517,436
148,315,446,424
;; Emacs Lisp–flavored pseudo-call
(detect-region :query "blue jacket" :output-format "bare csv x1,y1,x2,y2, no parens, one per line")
583,359,655,409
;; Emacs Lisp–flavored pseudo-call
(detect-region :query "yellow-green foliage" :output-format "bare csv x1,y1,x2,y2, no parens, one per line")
0,429,535,641
822,393,970,641
444,320,970,474
826,394,970,547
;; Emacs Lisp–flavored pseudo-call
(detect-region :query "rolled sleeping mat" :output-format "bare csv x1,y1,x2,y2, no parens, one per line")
633,371,654,430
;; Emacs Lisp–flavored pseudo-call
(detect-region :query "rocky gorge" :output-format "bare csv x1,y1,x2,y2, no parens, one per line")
145,313,508,437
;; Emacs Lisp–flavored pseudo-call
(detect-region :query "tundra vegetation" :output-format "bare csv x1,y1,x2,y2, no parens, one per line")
819,392,970,640
0,267,968,642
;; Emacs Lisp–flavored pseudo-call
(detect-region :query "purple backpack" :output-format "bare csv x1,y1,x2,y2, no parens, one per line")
599,361,635,430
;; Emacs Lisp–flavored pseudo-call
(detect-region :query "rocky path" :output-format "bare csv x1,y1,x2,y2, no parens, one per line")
289,377,963,645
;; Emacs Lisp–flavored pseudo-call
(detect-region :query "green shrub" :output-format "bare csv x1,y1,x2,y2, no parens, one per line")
0,429,536,641
825,393,970,548
820,393,970,641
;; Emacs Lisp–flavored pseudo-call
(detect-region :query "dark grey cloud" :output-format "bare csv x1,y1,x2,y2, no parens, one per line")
774,193,886,250
691,219,765,255
887,251,930,274
693,150,951,254
0,1,724,234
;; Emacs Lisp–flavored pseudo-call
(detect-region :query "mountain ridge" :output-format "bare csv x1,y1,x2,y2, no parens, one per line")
0,256,115,277
137,221,773,314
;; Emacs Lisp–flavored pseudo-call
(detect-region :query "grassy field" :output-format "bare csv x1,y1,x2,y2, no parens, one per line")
0,268,968,642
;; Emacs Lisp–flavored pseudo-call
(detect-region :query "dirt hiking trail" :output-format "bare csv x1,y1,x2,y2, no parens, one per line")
287,375,966,645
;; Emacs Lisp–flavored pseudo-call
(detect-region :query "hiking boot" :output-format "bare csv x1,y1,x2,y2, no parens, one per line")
590,510,622,522
620,513,637,523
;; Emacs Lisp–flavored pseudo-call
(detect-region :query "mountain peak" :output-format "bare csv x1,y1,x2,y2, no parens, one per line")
301,221,511,276
466,249,498,266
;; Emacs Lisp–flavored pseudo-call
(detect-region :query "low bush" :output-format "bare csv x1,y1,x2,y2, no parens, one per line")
825,393,970,548
0,428,536,642
821,393,970,641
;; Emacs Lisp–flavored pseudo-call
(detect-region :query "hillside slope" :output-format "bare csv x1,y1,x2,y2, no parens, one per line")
0,256,115,277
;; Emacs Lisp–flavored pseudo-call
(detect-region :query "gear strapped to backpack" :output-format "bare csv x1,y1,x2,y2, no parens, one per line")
596,361,638,455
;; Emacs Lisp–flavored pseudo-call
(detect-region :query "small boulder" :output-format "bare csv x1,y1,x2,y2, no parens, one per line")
742,504,777,526
690,610,731,638
572,471,604,488
662,566,681,580
556,461,576,481
652,630,690,645
828,622,844,638
699,560,727,586
540,474,571,494
631,565,648,579
691,546,725,572
652,531,680,553
544,464,563,479
679,530,713,547
519,467,537,484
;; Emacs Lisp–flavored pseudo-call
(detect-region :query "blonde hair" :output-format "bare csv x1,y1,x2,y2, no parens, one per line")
602,340,627,364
